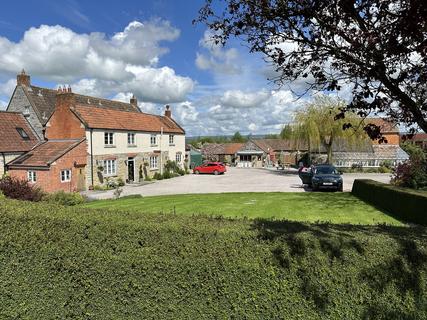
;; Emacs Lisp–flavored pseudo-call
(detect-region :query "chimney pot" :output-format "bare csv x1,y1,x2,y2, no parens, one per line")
164,105,172,118
68,85,72,93
17,69,31,87
130,94,137,106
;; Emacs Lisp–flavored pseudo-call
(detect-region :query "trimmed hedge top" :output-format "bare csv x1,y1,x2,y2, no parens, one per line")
352,179,427,226
0,199,427,319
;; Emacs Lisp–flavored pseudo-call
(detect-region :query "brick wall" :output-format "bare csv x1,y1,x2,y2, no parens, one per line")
45,93,85,140
372,133,400,145
7,86,44,139
9,141,88,193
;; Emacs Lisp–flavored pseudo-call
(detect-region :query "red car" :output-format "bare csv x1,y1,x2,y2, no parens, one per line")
193,162,226,175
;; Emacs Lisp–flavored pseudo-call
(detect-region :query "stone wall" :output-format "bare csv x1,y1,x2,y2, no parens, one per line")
86,151,169,188
7,86,44,140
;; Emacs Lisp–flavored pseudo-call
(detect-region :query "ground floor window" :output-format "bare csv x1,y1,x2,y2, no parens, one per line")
61,169,71,182
103,159,117,176
176,153,182,163
150,156,158,169
27,171,36,183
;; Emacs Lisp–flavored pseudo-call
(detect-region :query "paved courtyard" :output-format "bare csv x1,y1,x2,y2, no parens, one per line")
85,167,392,200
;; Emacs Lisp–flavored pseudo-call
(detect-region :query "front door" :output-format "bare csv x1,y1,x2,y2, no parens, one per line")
76,167,86,191
128,158,135,182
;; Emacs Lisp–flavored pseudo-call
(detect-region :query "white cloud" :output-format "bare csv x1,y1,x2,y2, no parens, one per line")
0,20,179,81
220,89,271,108
0,21,193,104
0,99,7,110
195,30,241,75
0,78,15,96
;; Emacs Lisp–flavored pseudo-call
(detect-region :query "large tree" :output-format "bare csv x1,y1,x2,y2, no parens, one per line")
293,96,367,164
196,0,427,137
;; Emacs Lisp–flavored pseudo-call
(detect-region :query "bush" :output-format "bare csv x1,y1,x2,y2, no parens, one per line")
116,177,125,187
392,143,427,189
153,172,163,180
162,171,172,179
44,191,86,206
0,199,426,318
352,179,427,225
0,176,45,202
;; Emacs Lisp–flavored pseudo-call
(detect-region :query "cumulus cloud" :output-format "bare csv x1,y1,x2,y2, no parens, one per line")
0,21,193,104
0,99,7,110
0,78,16,96
195,30,241,75
220,89,271,108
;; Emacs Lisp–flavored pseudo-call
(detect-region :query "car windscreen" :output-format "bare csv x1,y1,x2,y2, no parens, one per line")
315,167,337,175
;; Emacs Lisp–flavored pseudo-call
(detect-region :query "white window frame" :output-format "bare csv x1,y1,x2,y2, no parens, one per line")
27,171,36,183
103,159,117,176
169,134,174,145
104,132,114,146
150,134,157,146
176,153,182,163
149,156,158,169
60,169,71,182
127,132,136,146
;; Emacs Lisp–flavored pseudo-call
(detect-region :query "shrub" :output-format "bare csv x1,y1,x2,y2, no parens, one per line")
153,172,163,180
0,176,45,202
392,143,427,189
44,191,86,206
116,177,125,187
162,171,172,179
352,179,427,225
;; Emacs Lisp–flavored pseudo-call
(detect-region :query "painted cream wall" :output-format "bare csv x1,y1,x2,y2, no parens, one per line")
86,129,186,161
0,153,23,176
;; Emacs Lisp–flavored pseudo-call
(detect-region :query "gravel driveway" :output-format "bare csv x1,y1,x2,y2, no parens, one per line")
85,167,392,200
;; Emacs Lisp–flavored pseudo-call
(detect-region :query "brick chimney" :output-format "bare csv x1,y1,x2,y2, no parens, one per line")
55,85,75,110
130,94,137,106
17,69,30,87
164,105,171,118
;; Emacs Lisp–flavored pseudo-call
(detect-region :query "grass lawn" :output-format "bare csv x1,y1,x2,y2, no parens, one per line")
83,192,402,225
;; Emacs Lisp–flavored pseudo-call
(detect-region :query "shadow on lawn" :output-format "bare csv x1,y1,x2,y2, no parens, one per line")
251,219,427,318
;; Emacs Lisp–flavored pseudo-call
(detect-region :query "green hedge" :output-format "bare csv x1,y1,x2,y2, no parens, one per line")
0,199,427,318
352,179,427,225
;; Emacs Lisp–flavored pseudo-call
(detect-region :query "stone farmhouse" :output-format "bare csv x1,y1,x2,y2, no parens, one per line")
4,71,185,193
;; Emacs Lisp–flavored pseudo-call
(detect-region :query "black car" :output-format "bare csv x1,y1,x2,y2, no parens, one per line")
299,164,343,191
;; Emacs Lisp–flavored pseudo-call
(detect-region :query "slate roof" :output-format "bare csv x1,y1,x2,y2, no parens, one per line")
8,139,85,168
72,105,185,134
0,111,39,152
22,85,140,125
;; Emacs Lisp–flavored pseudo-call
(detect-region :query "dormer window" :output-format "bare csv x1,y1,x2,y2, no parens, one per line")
23,106,30,116
16,127,29,140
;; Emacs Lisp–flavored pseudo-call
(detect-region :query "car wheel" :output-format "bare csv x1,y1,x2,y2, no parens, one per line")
214,170,219,175
312,184,318,191
338,185,343,192
194,170,200,174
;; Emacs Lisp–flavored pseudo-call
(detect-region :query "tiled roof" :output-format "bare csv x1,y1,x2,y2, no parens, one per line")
404,133,427,141
223,143,245,154
365,118,399,133
0,111,39,152
72,105,184,134
201,143,224,156
8,139,85,167
22,85,140,125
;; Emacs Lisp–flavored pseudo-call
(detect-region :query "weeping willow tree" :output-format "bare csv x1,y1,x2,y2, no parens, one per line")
293,96,367,164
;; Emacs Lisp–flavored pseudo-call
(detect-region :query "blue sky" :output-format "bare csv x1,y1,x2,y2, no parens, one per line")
0,0,305,136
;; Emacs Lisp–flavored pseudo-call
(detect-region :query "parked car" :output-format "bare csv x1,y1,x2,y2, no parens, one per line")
193,162,226,175
299,164,343,191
